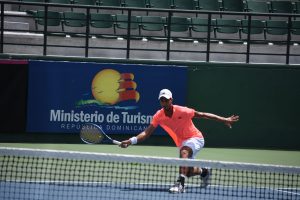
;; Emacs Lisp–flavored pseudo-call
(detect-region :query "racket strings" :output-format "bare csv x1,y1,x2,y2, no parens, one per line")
80,125,104,144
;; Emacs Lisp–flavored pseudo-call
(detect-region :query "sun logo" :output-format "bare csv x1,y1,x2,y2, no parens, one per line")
91,69,140,105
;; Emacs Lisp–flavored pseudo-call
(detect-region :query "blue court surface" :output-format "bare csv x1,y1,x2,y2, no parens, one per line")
1,181,299,200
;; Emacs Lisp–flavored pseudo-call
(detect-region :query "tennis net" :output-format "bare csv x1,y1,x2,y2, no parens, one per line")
0,147,299,200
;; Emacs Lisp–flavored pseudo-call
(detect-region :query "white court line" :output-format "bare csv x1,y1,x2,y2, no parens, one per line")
3,179,172,187
275,188,300,196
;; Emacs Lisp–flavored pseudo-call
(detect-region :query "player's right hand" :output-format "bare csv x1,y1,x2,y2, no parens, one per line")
119,140,131,148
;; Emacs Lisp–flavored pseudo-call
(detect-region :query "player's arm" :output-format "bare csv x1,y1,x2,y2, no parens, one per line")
194,111,239,128
120,124,156,148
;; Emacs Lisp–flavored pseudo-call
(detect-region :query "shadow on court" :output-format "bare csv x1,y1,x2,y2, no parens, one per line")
1,181,299,200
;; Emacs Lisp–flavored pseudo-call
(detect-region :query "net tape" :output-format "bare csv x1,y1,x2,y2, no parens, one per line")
1,147,299,174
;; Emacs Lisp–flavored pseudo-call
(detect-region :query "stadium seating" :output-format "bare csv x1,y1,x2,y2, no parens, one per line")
172,0,199,16
2,0,299,63
97,0,122,6
270,1,294,21
291,20,300,35
215,19,241,41
90,13,114,28
168,16,191,39
244,0,270,13
291,20,300,44
123,0,148,8
244,0,270,20
216,19,240,33
191,17,215,33
148,0,172,9
96,0,123,14
115,14,140,37
72,0,96,12
173,0,198,10
295,2,300,14
62,11,87,36
122,0,148,16
35,10,62,28
19,0,45,13
47,0,72,11
89,13,116,37
169,16,190,32
115,14,139,29
19,0,45,5
140,15,165,31
146,0,172,17
198,0,220,11
73,0,96,6
139,15,166,38
266,20,288,35
34,10,64,36
240,19,265,42
63,11,86,26
270,1,294,14
265,20,288,43
221,0,245,19
240,19,265,35
190,17,215,41
222,0,244,12
48,0,70,3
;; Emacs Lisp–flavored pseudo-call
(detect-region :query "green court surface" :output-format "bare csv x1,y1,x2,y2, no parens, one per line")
1,143,300,167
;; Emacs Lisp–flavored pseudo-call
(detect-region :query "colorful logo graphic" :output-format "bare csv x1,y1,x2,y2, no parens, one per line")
77,69,140,109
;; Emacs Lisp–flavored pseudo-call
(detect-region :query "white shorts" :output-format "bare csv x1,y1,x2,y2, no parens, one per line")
180,137,205,159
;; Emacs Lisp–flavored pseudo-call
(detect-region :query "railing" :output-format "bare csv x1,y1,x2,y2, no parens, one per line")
0,0,300,64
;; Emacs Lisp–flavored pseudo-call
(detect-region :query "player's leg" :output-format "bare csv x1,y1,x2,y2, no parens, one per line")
180,139,208,178
181,138,210,188
169,138,210,193
179,146,210,186
169,146,192,193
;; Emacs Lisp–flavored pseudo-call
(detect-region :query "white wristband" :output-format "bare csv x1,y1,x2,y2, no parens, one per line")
130,137,138,145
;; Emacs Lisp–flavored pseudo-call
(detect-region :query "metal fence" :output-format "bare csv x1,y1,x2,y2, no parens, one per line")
1,0,300,64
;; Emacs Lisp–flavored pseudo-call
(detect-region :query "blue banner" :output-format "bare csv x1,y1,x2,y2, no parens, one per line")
27,61,187,134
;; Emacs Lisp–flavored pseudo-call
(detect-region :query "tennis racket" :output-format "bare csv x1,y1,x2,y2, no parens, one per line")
80,123,121,145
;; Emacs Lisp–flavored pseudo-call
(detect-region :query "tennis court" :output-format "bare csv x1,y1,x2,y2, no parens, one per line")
2,181,299,200
1,145,300,200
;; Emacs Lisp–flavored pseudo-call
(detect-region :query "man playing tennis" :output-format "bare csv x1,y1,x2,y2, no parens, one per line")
120,89,239,193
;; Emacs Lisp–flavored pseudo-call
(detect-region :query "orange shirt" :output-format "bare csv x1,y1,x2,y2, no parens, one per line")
151,105,203,147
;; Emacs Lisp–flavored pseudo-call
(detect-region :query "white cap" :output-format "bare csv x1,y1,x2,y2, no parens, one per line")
158,89,172,100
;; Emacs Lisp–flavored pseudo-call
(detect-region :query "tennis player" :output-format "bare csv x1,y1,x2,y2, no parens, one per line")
120,89,239,193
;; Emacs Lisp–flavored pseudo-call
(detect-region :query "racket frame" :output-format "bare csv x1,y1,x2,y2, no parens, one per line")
80,123,121,145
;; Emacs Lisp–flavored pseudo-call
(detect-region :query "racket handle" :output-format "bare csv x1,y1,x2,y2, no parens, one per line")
113,140,121,145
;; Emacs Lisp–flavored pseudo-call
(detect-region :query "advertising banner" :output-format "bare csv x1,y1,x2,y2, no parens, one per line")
27,61,187,134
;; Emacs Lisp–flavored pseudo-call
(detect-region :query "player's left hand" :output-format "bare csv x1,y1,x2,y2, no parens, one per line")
224,115,239,128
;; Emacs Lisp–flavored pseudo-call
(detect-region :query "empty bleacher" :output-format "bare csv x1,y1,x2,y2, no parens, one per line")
0,0,299,64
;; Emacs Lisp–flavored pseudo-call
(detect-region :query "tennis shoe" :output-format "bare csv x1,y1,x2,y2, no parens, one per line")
200,168,211,188
169,182,185,193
